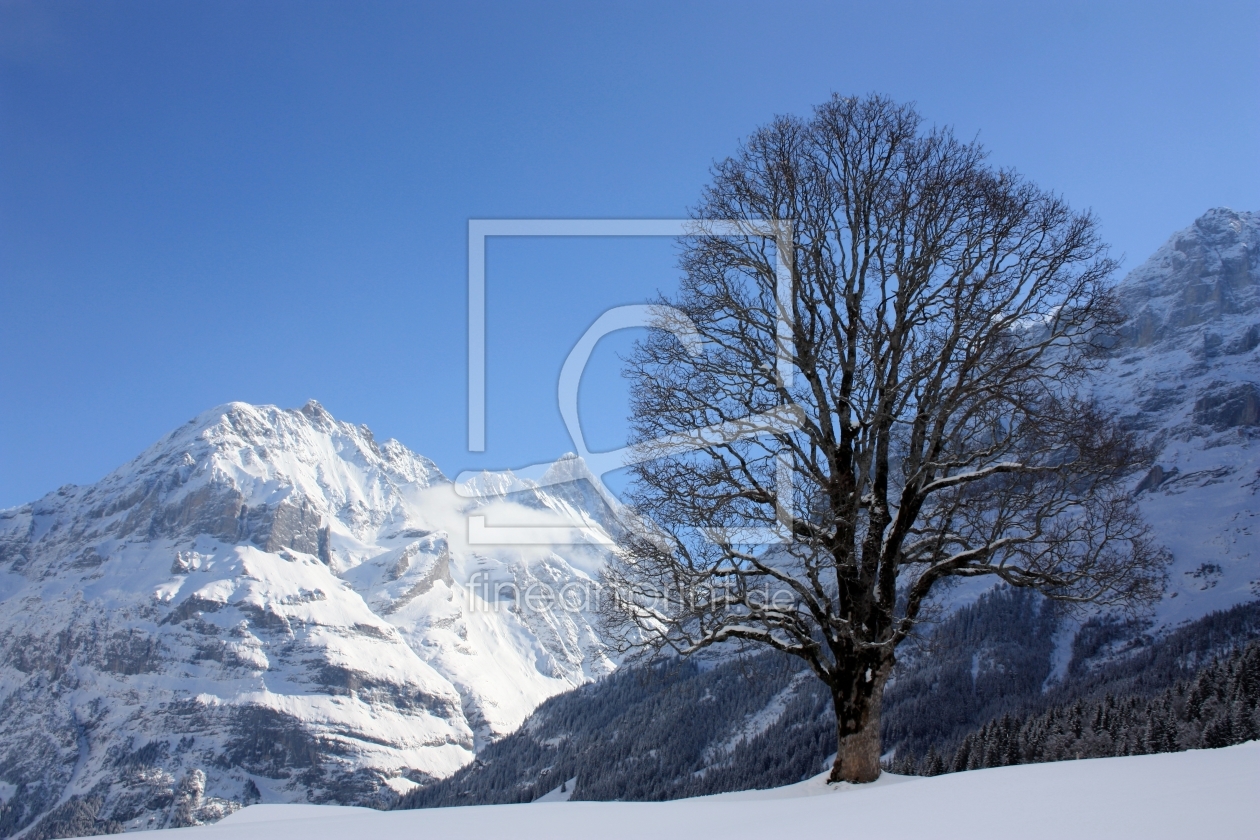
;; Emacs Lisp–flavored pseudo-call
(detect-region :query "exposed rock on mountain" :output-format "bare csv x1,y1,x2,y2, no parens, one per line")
1089,207,1259,627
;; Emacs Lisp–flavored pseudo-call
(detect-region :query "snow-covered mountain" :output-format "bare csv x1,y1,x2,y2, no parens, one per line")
0,208,1255,838
1091,207,1259,628
0,401,619,834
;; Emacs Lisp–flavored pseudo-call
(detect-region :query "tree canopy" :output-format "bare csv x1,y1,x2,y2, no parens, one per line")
601,94,1169,783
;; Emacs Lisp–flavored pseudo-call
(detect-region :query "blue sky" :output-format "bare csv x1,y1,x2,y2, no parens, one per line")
1,0,1257,508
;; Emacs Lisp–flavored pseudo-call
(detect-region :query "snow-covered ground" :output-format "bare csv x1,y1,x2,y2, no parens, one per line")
105,742,1259,840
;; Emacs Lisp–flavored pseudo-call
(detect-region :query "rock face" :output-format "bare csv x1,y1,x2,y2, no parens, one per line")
0,402,617,835
1091,207,1259,627
1115,208,1259,346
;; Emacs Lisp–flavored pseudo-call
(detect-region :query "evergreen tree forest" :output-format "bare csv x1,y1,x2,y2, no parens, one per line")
890,638,1260,776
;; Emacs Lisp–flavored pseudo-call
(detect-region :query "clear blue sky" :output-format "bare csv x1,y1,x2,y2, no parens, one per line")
1,0,1257,508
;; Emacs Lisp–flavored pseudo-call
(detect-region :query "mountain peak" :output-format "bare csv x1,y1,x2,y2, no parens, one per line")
1192,205,1253,237
1114,208,1258,347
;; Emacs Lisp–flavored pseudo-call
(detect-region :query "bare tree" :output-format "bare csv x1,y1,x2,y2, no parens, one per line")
600,95,1169,784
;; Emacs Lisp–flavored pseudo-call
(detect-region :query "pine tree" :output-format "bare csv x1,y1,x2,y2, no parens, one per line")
922,747,945,777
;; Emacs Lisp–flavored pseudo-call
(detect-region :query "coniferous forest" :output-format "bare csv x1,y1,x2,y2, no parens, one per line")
891,638,1260,776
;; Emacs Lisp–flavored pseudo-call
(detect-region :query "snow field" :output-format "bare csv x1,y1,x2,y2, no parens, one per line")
124,742,1259,840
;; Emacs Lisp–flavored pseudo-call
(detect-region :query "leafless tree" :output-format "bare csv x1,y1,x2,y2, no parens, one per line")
600,95,1169,784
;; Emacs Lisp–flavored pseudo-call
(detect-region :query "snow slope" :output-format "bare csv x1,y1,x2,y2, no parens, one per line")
0,402,619,831
106,742,1260,840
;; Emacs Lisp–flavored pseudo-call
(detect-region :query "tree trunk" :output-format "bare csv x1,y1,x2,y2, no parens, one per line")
828,661,891,784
